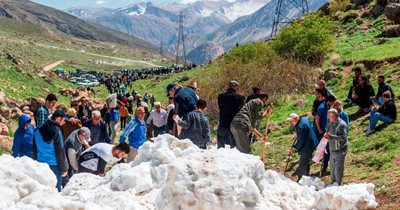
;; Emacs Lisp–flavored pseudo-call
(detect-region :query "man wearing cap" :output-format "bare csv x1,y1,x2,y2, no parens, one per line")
166,83,198,120
147,102,168,137
217,80,244,148
33,109,69,192
62,108,82,140
324,109,348,185
288,113,318,181
65,127,91,177
230,92,273,154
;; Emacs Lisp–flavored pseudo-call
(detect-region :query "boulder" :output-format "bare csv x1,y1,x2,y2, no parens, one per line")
5,97,24,109
60,88,74,97
382,25,400,37
385,3,400,23
0,107,11,120
0,135,13,154
0,123,8,136
11,107,23,119
295,100,306,107
324,70,338,81
25,97,45,113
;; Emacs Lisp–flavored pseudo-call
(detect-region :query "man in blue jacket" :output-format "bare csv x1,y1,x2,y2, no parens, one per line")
12,114,34,158
166,83,198,120
33,109,69,192
288,113,318,181
120,107,146,162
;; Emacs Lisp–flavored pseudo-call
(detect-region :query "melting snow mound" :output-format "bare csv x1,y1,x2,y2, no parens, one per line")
0,134,378,210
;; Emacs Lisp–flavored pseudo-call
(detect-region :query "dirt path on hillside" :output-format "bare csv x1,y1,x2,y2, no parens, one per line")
83,51,159,67
43,60,65,71
341,65,354,88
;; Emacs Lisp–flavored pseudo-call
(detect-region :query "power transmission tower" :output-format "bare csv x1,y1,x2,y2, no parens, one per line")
175,11,186,65
160,41,164,60
270,0,309,38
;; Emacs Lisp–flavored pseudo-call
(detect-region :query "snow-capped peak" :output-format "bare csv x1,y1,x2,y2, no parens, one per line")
113,2,149,16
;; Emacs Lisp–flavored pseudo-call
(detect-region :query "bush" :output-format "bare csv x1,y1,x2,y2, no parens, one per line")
197,42,319,119
329,0,351,14
272,13,335,65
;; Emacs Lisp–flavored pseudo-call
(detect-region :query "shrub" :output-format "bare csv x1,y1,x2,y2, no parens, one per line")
198,43,319,119
329,0,351,14
272,13,335,65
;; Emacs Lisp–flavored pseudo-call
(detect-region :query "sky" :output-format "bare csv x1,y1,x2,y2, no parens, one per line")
31,0,172,10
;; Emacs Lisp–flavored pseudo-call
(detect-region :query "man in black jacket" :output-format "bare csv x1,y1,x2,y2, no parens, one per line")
365,91,397,136
345,67,362,102
33,109,69,192
83,110,111,145
245,87,260,103
372,75,395,106
352,75,375,112
217,81,244,148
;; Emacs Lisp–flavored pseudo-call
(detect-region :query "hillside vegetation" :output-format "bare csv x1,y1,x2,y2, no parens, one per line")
130,1,400,209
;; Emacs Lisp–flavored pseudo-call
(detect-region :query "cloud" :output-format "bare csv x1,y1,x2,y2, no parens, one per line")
96,0,106,4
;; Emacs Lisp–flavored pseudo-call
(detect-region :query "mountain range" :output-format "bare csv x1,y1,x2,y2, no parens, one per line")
66,0,328,64
0,0,160,56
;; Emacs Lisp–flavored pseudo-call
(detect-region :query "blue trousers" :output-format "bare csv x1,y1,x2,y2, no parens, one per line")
50,166,62,192
153,125,166,137
370,109,393,129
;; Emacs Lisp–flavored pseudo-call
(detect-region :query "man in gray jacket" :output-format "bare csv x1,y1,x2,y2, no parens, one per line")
174,99,211,149
65,127,91,176
230,93,272,154
324,109,348,185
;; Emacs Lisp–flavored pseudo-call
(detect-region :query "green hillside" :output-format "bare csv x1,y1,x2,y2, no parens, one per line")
126,2,400,209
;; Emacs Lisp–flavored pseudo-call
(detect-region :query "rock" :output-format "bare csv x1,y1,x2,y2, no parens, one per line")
0,135,13,154
0,91,5,106
341,11,359,23
295,100,306,107
0,107,11,120
385,3,400,24
0,123,8,136
60,87,74,97
25,97,45,113
324,70,338,81
5,97,24,109
351,0,369,6
178,76,190,83
11,107,23,119
0,117,7,124
382,25,400,37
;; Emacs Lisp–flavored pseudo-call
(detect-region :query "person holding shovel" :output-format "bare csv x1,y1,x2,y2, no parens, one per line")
230,92,273,154
287,113,318,181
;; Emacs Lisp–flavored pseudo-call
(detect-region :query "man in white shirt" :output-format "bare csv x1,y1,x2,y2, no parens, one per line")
147,102,168,137
78,142,130,176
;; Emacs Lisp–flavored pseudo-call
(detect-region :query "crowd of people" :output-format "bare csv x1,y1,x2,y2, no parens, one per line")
10,66,397,191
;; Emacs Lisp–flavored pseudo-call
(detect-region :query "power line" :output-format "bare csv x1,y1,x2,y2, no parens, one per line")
175,11,186,64
270,0,309,38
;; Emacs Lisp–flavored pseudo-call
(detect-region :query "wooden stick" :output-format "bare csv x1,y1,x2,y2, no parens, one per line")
284,138,297,175
261,110,272,162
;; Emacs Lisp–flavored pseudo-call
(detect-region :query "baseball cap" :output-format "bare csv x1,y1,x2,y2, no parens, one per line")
229,80,239,86
52,109,66,118
166,83,176,96
287,113,299,121
79,127,91,142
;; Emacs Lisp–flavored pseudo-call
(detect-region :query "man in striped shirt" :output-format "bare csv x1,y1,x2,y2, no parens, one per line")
120,107,147,162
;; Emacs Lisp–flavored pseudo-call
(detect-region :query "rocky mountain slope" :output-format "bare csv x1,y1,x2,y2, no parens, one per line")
187,41,225,64
0,0,159,54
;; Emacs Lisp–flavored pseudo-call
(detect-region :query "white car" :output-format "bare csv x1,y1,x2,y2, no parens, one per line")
77,79,92,86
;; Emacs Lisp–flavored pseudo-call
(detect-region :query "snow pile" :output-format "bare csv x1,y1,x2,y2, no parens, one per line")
0,134,378,210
